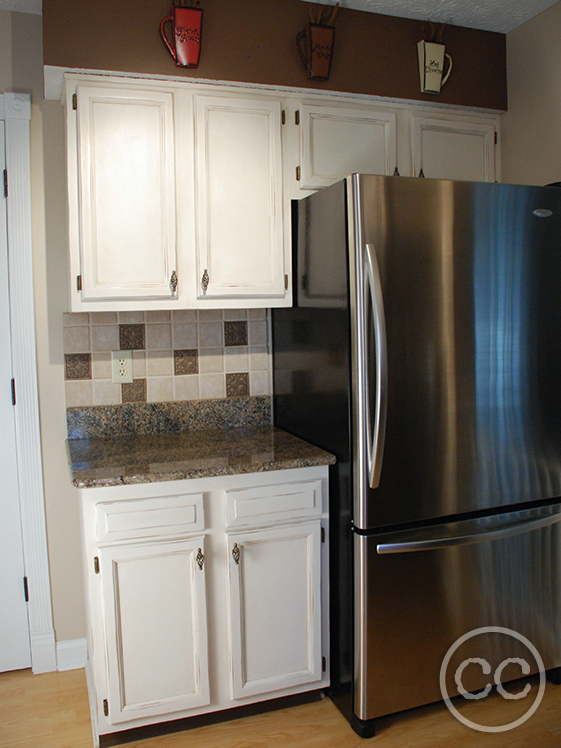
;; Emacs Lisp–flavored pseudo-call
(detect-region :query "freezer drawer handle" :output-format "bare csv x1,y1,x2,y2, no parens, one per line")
364,243,388,489
376,511,561,554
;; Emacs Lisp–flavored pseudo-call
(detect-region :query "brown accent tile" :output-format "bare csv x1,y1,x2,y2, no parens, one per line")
224,320,248,347
64,353,91,380
119,324,145,350
226,372,249,397
174,349,198,375
122,379,147,403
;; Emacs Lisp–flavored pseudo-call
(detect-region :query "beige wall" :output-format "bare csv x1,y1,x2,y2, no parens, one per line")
0,10,86,641
501,1,561,185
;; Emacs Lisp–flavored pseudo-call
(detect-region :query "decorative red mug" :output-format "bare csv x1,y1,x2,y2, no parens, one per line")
160,6,203,68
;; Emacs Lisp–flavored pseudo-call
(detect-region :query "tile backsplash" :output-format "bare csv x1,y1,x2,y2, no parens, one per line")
63,309,271,408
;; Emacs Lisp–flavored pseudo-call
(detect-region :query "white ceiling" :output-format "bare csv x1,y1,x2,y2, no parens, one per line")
306,0,559,33
2,0,559,34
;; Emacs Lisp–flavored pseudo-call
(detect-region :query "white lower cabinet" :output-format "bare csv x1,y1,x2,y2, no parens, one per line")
79,467,329,746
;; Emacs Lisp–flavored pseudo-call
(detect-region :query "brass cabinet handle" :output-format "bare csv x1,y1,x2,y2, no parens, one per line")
201,268,209,293
196,547,204,570
170,270,178,293
232,543,240,565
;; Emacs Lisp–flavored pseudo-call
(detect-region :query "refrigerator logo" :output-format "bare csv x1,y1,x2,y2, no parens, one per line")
439,626,546,733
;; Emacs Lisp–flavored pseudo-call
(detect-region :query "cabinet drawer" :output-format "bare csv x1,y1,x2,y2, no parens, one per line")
225,480,322,528
96,493,204,543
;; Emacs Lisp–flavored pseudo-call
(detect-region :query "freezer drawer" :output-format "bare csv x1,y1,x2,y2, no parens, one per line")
354,504,561,721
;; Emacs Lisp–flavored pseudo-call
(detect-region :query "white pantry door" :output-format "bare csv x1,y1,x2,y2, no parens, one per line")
0,119,31,671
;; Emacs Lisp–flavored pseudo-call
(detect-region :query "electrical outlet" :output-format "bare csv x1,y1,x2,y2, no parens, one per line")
111,350,133,384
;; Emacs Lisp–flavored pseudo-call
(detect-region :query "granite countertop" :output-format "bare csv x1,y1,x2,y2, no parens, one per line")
67,425,336,488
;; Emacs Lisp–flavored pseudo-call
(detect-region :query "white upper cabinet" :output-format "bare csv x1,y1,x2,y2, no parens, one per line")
68,83,178,307
194,94,287,303
298,103,397,189
410,113,497,182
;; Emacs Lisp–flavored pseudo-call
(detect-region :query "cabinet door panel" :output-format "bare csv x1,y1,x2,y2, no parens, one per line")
100,538,209,723
410,114,496,182
299,104,396,189
227,522,322,699
194,95,285,300
75,85,177,300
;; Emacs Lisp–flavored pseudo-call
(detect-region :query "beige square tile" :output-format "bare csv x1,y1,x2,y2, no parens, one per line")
223,309,248,321
91,312,117,324
146,350,173,376
172,310,197,323
199,373,225,399
146,323,172,350
248,308,267,319
65,380,93,407
147,376,174,402
146,310,171,323
91,324,119,352
63,312,90,326
172,323,197,349
174,375,199,401
198,321,223,348
118,311,145,324
225,347,249,372
92,351,112,380
249,347,270,371
132,350,146,378
199,348,224,373
63,326,90,354
198,309,223,322
92,379,121,405
249,370,271,396
248,319,267,347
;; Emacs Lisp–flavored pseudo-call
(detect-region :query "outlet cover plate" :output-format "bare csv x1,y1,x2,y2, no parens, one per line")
111,350,133,384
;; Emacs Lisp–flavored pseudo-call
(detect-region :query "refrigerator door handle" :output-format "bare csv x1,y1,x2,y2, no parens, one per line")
364,243,388,488
376,510,561,554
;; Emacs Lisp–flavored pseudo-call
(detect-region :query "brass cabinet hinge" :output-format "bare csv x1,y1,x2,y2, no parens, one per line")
494,131,498,145
321,526,326,543
296,166,301,181
23,576,29,602
295,110,300,125
285,274,289,290
322,656,326,672
76,275,82,292
282,110,286,125
72,93,77,110
94,556,100,574
103,699,108,716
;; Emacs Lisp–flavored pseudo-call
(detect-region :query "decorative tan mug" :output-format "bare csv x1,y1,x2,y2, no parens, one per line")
160,6,203,68
417,40,452,94
297,23,335,80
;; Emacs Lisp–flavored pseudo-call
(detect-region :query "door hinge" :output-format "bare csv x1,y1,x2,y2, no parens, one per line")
11,378,15,406
322,656,326,672
285,274,289,290
94,556,100,574
295,110,300,125
72,93,77,110
494,131,498,145
321,526,326,543
3,169,7,198
282,110,286,125
103,699,109,716
296,166,301,181
76,275,82,292
23,576,29,602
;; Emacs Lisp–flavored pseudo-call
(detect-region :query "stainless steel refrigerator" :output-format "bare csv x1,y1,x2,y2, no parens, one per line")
272,174,561,737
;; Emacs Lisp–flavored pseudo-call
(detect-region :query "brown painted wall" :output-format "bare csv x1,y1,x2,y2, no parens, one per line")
43,0,507,110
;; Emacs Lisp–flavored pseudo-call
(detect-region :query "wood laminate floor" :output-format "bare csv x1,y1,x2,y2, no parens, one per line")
2,668,561,748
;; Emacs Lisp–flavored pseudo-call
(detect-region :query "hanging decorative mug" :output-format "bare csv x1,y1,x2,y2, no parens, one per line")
417,40,452,94
297,23,336,80
160,5,203,68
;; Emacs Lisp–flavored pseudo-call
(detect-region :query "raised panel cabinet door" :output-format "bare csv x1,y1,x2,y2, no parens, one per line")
410,113,496,182
73,84,177,300
194,95,286,301
226,522,323,699
299,104,397,189
98,538,209,724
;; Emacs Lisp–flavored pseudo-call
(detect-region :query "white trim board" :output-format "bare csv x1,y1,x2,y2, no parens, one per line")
2,92,56,673
57,638,87,671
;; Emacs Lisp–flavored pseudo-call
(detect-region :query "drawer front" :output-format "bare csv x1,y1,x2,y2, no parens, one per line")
225,480,322,528
96,493,205,543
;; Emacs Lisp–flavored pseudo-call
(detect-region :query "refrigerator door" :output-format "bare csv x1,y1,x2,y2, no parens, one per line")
349,174,561,530
354,503,561,722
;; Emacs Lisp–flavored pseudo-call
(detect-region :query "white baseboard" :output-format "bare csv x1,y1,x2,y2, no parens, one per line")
30,630,57,674
56,638,87,671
